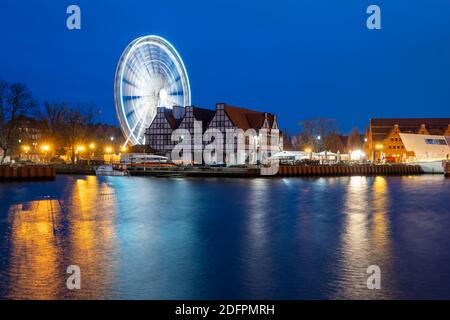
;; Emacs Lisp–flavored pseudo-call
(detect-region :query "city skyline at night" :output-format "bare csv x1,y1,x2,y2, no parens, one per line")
1,1,450,134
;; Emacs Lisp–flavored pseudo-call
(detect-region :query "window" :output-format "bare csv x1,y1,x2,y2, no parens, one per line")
425,138,447,145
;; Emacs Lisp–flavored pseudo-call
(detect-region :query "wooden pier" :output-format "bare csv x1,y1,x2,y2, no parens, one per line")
0,165,56,181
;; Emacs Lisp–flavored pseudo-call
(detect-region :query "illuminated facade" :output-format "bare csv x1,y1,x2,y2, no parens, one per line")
145,103,282,164
364,118,450,162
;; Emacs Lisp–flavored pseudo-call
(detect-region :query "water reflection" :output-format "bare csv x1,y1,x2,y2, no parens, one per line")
6,176,117,299
332,176,395,299
241,179,274,298
1,175,449,299
7,199,62,299
65,176,117,298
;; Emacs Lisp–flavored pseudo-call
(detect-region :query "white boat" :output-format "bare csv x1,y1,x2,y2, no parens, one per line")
120,153,170,164
95,164,127,176
400,133,450,174
409,160,445,174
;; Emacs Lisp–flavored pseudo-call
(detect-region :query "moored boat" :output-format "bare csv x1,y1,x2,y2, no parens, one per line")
95,164,127,176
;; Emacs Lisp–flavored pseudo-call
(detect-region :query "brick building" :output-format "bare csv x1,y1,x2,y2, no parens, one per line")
364,118,450,162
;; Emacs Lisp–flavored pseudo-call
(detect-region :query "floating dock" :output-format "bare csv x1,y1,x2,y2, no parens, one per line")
0,165,56,181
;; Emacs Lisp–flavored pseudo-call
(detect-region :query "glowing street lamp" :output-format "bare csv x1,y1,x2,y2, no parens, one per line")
105,146,113,154
41,145,50,152
76,145,86,153
89,143,96,150
23,145,30,152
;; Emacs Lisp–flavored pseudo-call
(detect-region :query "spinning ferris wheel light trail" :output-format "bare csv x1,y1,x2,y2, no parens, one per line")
114,35,191,146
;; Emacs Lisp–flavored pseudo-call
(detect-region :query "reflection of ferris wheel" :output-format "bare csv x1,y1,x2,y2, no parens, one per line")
114,35,191,146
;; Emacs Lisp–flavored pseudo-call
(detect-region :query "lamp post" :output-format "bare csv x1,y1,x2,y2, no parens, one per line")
375,144,384,163
89,143,95,163
41,145,50,163
105,146,113,163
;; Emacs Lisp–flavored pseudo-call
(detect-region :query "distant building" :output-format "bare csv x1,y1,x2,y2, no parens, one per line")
364,118,450,162
145,103,282,164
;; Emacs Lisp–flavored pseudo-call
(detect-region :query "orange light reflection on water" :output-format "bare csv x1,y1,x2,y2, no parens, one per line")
7,176,118,299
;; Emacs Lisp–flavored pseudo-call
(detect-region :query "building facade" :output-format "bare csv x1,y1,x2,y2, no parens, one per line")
364,118,450,162
145,103,283,164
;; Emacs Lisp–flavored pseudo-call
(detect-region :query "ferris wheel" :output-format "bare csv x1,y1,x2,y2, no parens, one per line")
114,35,191,146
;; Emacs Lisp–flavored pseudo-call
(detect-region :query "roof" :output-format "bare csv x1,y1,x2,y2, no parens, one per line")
370,118,450,140
223,104,275,130
192,106,215,125
164,109,181,129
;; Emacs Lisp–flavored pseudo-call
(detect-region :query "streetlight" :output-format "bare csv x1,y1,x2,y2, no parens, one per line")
375,144,384,163
76,145,86,153
41,145,50,162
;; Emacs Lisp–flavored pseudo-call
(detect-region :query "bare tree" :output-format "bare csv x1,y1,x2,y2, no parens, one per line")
323,131,345,153
0,82,37,163
297,118,338,152
347,128,362,152
40,101,69,155
60,104,97,163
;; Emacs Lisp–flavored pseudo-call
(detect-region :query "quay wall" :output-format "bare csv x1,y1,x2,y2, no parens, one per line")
276,164,422,177
0,165,56,181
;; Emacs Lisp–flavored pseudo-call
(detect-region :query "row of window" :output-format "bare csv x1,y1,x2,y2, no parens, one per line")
425,138,448,145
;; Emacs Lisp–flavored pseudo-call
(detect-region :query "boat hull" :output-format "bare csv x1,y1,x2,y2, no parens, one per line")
411,160,445,174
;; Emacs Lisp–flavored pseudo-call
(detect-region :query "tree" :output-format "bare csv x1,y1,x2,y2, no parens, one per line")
323,131,345,153
347,128,362,152
297,118,338,152
0,82,37,163
40,101,69,155
60,104,97,163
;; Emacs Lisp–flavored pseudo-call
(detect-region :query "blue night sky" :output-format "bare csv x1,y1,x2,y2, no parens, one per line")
1,0,449,133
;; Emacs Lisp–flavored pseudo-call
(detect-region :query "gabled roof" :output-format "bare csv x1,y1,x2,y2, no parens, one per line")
192,106,215,125
164,109,181,129
370,118,450,141
223,104,275,130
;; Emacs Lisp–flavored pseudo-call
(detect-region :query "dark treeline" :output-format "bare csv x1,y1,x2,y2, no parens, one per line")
0,80,122,164
283,118,363,153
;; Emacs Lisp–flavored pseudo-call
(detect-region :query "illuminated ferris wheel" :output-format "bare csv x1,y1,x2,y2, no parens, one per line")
114,35,191,146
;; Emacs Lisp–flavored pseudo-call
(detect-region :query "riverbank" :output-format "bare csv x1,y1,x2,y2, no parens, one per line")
1,163,425,181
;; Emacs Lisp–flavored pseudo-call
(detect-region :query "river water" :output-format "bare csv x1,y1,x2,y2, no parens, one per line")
0,175,449,299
